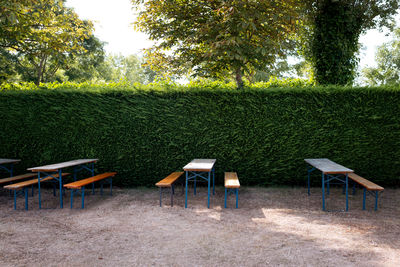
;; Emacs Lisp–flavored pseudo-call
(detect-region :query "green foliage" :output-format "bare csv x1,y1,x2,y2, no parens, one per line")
0,83,399,187
300,0,399,85
362,27,400,86
133,0,301,88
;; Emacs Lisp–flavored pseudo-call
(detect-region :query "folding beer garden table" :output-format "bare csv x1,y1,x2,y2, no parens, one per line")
305,158,354,211
28,159,98,208
183,159,216,208
0,158,21,177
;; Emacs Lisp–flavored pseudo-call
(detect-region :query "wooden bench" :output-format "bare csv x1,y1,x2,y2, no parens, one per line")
0,173,37,186
63,172,117,209
224,172,240,208
4,173,70,210
348,173,384,211
155,172,184,207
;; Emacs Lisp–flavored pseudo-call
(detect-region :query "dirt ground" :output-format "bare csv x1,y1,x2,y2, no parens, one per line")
0,185,399,267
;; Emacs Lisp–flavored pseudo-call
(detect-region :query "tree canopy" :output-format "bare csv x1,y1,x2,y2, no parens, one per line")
300,0,399,85
133,0,301,88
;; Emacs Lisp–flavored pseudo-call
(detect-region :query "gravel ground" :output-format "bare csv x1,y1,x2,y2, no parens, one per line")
0,185,399,266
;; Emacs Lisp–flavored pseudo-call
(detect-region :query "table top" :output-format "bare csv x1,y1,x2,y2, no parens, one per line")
28,159,98,172
0,158,21,165
183,159,216,172
304,158,353,174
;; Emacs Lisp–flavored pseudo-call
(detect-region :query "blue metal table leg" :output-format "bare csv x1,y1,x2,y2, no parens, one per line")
213,168,215,195
327,177,330,195
321,173,326,211
24,188,28,210
363,188,366,210
59,169,63,208
81,186,85,209
345,173,349,211
185,171,188,208
207,171,210,208
235,188,238,209
194,175,196,195
375,191,378,211
224,188,227,208
38,172,42,209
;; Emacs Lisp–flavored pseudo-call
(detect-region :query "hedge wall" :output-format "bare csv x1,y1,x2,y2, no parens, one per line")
0,85,399,187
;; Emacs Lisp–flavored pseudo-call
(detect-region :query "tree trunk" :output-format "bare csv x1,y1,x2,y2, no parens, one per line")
235,67,244,89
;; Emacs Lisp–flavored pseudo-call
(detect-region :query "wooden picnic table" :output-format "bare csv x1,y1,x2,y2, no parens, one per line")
0,158,21,177
28,159,98,209
305,158,354,211
183,159,216,208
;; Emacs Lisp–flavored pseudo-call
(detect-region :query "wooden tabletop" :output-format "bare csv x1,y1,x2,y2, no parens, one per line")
304,158,353,174
0,158,21,165
28,159,98,172
183,159,216,172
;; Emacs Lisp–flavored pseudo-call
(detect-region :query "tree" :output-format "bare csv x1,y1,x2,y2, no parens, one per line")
133,0,301,88
300,0,399,85
0,0,93,84
362,27,400,86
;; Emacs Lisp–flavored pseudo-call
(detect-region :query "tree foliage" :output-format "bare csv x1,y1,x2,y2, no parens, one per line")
362,27,400,86
300,0,399,85
133,0,301,88
0,0,93,84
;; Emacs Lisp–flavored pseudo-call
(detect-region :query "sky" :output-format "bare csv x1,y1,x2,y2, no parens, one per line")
66,0,398,70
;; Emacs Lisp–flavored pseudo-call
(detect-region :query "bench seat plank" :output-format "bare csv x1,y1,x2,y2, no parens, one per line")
225,172,240,188
348,173,384,191
0,173,37,185
155,172,183,187
4,173,70,189
64,172,117,189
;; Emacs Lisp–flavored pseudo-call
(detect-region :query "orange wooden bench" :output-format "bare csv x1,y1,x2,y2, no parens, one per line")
224,172,240,208
4,173,70,210
0,173,37,186
348,173,384,211
64,172,117,209
155,172,184,207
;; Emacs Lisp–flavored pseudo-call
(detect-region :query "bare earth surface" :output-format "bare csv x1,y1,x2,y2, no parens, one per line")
0,186,399,266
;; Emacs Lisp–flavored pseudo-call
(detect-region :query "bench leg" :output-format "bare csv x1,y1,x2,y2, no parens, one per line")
327,179,330,195
70,189,75,209
207,172,210,209
31,185,34,197
171,185,174,207
224,188,227,208
24,188,28,210
110,178,112,196
159,187,162,207
363,188,366,210
53,183,56,196
213,168,215,195
321,173,326,211
81,186,85,209
13,190,17,210
194,177,196,195
375,191,378,211
185,172,188,208
92,183,95,195
235,188,239,209
100,183,103,195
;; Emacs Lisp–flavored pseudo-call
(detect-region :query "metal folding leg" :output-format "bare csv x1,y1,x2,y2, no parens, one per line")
224,188,239,208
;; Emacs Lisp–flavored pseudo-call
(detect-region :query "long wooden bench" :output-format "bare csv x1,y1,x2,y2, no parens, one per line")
348,173,384,211
4,173,70,210
0,173,37,186
224,172,240,208
64,172,117,209
155,172,184,207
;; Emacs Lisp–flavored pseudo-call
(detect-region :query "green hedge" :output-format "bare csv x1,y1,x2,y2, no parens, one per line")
0,84,399,187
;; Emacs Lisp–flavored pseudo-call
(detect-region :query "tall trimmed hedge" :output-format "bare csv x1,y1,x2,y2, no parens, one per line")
0,85,399,187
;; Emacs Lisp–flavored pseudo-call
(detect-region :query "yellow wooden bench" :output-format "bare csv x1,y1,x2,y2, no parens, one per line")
155,172,184,207
4,173,70,210
224,172,240,208
0,173,37,186
348,173,384,211
63,172,117,209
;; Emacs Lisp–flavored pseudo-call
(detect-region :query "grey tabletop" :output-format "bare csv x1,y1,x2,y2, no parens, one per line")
183,159,216,172
0,158,21,165
28,159,98,172
304,158,353,174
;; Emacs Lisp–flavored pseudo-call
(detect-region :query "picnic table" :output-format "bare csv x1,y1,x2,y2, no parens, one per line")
28,159,98,208
305,158,354,211
0,158,21,177
183,159,216,208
